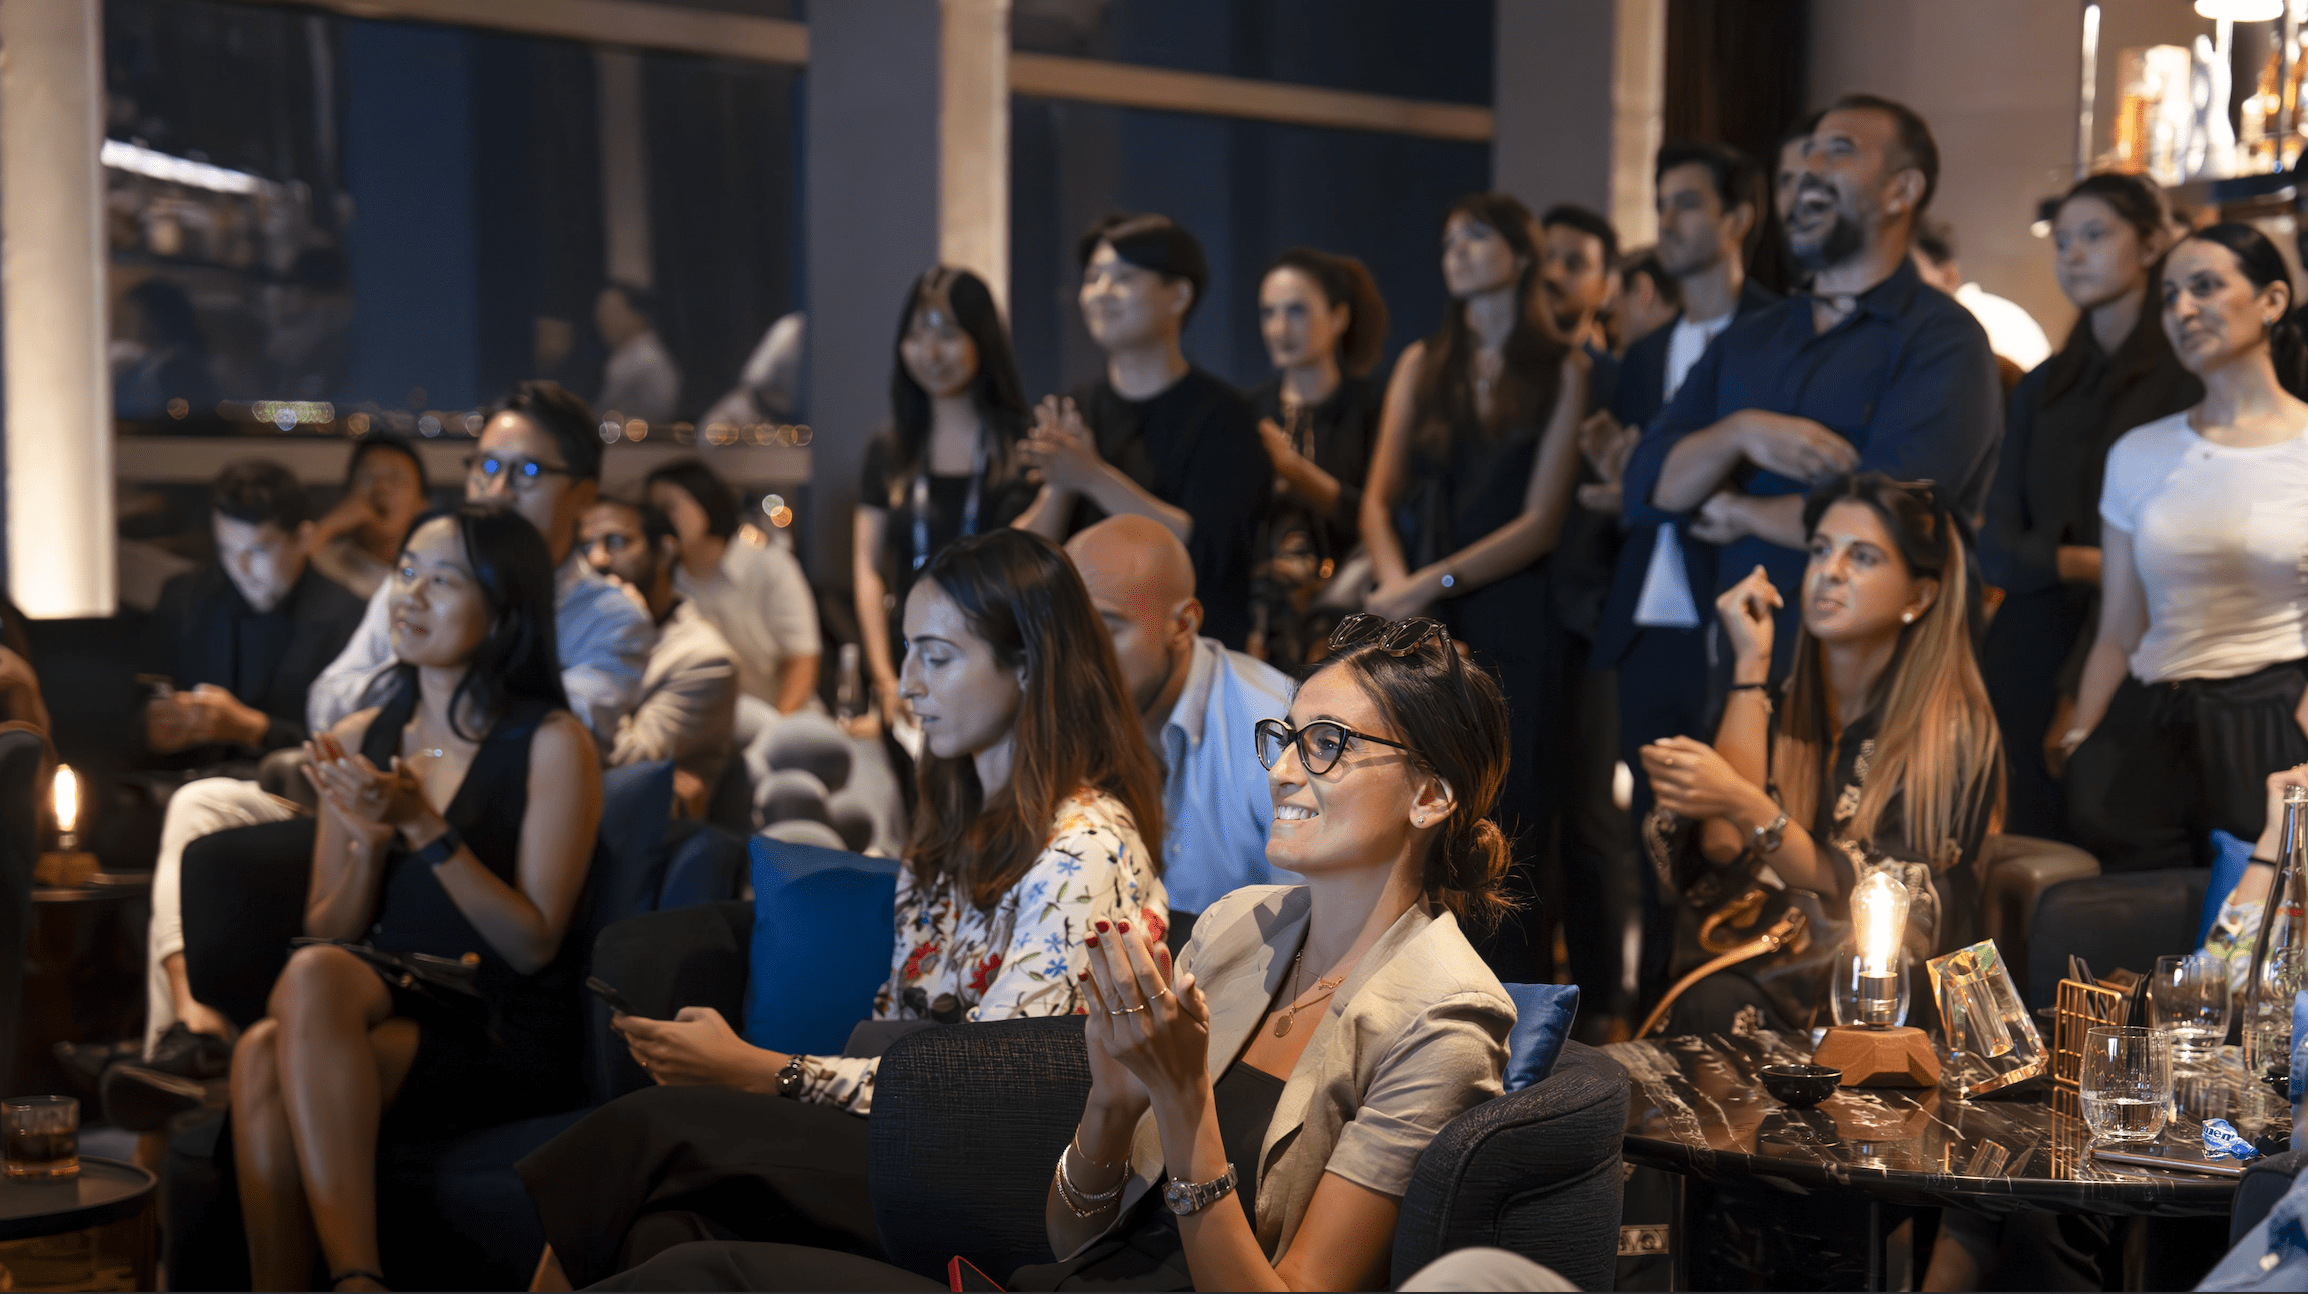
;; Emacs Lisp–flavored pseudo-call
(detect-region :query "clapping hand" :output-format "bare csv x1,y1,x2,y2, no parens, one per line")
1079,918,1207,1114
302,730,424,849
1714,565,1781,671
1639,735,1765,824
1576,410,1640,513
1019,396,1104,492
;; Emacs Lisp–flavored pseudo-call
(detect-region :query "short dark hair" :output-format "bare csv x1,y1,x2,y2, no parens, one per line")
1913,217,1958,267
1618,248,1682,311
605,280,658,325
643,458,740,539
491,381,602,481
1827,92,1940,214
597,495,679,551
1076,213,1211,320
211,459,312,530
1539,204,1620,268
344,434,428,493
1655,139,1764,252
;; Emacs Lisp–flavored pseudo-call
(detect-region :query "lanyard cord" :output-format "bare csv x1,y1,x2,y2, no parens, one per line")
911,427,989,572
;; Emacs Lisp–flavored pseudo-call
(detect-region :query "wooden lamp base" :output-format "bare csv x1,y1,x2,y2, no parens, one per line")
33,849,98,888
1812,1025,1940,1087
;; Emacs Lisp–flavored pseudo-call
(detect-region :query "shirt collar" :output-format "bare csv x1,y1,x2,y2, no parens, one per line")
1795,255,1925,333
1162,637,1222,749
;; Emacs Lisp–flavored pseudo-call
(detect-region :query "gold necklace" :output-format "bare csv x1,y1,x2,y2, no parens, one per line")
1272,948,1348,1038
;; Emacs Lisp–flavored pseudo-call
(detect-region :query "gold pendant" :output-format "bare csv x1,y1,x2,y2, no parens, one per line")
1272,1009,1293,1038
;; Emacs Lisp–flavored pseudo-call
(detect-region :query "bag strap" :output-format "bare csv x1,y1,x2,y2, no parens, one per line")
1635,906,1810,1040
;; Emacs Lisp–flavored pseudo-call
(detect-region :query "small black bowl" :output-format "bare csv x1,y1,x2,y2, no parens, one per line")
1759,1063,1842,1108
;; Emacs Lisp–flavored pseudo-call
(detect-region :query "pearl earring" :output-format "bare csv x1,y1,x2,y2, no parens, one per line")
1902,610,1915,624
1415,815,1426,826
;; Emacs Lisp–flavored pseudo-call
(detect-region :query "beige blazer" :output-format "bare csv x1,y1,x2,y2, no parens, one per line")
1085,885,1515,1265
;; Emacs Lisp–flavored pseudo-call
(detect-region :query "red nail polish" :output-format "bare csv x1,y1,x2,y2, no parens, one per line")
1118,921,1131,934
1086,935,1099,947
1094,920,1110,932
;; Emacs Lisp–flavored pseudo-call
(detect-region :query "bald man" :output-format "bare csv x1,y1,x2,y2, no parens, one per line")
1066,515,1293,912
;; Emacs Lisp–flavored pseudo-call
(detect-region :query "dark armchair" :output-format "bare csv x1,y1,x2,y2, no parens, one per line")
594,901,1630,1290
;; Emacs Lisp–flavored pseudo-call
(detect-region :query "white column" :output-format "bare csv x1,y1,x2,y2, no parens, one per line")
596,49,653,290
1493,0,1665,249
940,0,1011,311
2,0,114,618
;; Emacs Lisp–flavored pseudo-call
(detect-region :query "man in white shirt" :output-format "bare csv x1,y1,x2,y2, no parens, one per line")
596,282,682,426
1914,219,2053,372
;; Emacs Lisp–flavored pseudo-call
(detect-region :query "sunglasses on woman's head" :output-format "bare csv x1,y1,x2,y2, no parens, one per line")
1329,613,1451,659
1254,717,1419,776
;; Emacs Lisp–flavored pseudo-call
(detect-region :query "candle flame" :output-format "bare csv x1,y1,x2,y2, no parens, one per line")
52,764,76,835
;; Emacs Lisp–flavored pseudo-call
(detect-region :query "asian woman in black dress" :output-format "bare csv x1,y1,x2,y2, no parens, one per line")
1247,248,1389,664
853,267,1038,727
229,505,601,1291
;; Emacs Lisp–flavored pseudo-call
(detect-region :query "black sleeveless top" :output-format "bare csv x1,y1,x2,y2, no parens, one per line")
359,685,589,1126
1407,411,1548,658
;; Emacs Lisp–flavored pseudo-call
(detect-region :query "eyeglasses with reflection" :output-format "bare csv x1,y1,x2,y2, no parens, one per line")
466,453,574,494
1254,717,1419,777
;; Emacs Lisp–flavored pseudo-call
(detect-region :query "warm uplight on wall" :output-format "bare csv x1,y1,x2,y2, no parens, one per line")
2195,0,2283,20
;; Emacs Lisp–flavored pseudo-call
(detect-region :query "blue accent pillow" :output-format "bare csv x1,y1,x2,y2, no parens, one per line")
742,835,902,1056
2204,829,2257,949
1500,982,1580,1091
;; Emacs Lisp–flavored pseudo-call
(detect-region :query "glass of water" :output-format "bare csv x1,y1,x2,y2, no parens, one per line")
2151,952,2232,1069
2081,1026,2174,1143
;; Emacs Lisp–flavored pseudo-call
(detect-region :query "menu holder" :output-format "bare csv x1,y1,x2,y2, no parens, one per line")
2051,977,2128,1119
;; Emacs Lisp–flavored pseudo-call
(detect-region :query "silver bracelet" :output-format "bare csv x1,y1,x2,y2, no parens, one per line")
1054,1142,1125,1215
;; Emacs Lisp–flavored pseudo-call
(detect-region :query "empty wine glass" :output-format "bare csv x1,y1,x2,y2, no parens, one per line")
2080,1026,2173,1144
2150,952,2232,1070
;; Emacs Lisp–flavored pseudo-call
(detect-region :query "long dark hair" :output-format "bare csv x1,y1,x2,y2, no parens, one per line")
2171,222,2308,398
1414,193,1569,450
886,267,1031,504
1778,473,2002,866
906,529,1164,908
1318,631,1517,932
375,505,567,740
1265,247,1391,378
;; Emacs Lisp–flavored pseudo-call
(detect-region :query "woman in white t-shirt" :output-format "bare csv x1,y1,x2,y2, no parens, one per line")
2063,223,2308,873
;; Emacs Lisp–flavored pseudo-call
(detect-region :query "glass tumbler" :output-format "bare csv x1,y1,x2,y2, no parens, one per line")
2080,1026,2173,1143
2150,952,2232,1069
2,1095,80,1178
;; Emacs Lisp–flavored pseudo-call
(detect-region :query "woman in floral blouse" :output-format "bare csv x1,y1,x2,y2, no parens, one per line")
519,530,1167,1290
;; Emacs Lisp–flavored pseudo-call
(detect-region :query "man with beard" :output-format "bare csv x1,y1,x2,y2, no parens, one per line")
1066,513,1292,915
1621,94,2001,681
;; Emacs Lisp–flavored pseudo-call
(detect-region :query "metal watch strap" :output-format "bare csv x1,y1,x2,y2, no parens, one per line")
1751,811,1789,855
1161,1162,1238,1216
775,1054,806,1098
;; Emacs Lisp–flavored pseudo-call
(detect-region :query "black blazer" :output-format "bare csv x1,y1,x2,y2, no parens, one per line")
144,562,367,757
1592,279,1781,667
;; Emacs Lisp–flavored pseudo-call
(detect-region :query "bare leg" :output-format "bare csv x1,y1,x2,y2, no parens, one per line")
530,1244,572,1292
231,1019,318,1291
269,945,420,1290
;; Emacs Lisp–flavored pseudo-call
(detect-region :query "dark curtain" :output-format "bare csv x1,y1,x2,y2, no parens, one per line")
1664,0,1809,295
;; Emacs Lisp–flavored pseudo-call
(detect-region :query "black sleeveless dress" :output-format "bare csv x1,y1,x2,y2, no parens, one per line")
356,688,589,1131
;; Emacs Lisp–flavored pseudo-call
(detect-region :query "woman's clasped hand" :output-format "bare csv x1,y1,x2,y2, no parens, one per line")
613,1006,791,1091
1077,920,1206,1117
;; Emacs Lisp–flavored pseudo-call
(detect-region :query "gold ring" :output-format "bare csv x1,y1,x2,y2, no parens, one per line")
1153,986,1173,1000
1121,1003,1149,1014
1663,756,1676,767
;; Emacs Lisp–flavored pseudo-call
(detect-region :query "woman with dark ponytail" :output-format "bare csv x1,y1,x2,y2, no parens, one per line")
1979,173,2198,840
593,614,1519,1292
2062,222,2308,872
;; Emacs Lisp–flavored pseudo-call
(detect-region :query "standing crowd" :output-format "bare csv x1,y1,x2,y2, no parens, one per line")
15,87,2308,1292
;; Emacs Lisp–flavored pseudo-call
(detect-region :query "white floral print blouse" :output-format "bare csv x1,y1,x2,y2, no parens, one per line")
794,788,1163,1115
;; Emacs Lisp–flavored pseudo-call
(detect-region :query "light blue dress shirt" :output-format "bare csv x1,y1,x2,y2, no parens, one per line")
1157,637,1295,914
306,553,654,747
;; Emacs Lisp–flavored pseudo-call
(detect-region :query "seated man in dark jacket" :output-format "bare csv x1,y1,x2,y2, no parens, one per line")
140,459,365,772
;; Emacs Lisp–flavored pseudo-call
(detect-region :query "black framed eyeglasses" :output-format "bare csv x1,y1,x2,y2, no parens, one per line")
1329,613,1451,660
465,453,575,494
1254,717,1418,776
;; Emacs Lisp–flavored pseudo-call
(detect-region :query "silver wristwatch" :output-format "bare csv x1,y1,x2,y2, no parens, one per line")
1751,810,1789,855
1162,1163,1238,1216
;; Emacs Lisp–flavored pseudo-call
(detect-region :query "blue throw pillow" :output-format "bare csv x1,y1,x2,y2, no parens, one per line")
2204,829,2257,949
742,835,902,1056
1500,982,1580,1092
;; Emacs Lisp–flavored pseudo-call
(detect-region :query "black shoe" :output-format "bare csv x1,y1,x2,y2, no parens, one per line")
101,1064,218,1134
146,1023,233,1080
52,1038,141,1099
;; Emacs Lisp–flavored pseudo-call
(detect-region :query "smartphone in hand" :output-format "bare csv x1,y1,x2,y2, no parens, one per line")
585,975,643,1018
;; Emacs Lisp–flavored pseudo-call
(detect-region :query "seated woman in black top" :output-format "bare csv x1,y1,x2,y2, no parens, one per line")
228,505,601,1292
1248,248,1389,664
1014,213,1271,649
1640,473,2003,1032
854,267,1038,727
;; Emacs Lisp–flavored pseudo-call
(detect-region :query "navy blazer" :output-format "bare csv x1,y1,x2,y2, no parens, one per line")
1592,279,1779,667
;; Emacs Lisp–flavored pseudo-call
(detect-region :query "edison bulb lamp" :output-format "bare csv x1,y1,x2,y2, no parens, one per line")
1850,868,1911,1028
1812,867,1941,1088
34,763,98,887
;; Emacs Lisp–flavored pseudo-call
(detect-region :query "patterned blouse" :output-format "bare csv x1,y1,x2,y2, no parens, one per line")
793,788,1163,1115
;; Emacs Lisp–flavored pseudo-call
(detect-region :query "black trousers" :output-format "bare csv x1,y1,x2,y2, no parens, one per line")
2066,659,2308,873
514,1084,878,1290
1981,583,2094,841
1615,624,1711,1007
595,1241,944,1291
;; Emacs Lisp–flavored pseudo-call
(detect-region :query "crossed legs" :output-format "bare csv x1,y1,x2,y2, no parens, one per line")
230,944,421,1291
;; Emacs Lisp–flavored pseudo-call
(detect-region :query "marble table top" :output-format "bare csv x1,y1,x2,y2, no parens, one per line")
1604,1031,2260,1216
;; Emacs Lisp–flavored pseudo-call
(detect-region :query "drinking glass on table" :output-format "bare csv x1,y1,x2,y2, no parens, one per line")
2080,1026,2173,1143
2151,951,2232,1069
2,1096,79,1179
